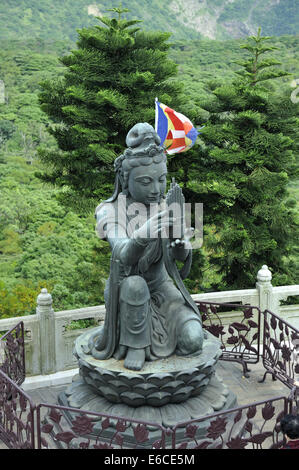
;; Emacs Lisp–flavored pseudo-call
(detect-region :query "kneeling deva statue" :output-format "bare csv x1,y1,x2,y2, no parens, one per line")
86,123,204,371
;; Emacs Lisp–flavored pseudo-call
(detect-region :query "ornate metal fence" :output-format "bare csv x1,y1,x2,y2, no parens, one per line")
197,302,261,377
0,369,36,449
34,394,298,450
260,310,299,388
0,309,298,450
287,386,299,415
36,403,168,449
170,395,288,449
0,322,26,386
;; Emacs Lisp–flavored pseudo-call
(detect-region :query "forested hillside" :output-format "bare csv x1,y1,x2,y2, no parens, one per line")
1,35,298,162
0,6,298,317
0,0,298,41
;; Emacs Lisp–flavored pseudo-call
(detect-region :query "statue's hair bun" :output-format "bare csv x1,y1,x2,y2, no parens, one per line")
126,123,161,148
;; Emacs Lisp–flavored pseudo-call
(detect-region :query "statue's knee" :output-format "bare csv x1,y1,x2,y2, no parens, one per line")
119,276,151,349
177,321,203,355
119,275,150,306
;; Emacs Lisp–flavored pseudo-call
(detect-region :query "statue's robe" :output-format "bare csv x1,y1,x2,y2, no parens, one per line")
90,193,201,360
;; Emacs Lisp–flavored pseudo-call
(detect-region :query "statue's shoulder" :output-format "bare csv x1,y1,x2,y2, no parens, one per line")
95,196,121,222
95,201,114,223
95,194,127,239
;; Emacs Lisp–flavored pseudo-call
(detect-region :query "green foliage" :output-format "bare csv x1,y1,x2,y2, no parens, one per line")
235,28,290,86
187,32,299,289
0,0,198,42
170,35,299,103
251,0,299,37
218,0,250,22
0,10,298,317
0,120,15,147
65,318,98,331
0,0,297,42
38,13,183,204
0,39,67,166
0,155,111,317
0,280,46,318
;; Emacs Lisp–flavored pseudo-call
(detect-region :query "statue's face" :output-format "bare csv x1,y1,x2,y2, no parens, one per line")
127,160,167,206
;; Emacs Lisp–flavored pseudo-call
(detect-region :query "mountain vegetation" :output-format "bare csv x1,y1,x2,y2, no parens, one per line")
37,12,183,207
0,0,298,42
0,4,298,317
185,30,299,289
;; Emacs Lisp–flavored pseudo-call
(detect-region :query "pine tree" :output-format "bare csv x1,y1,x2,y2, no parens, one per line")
187,29,299,289
37,7,183,208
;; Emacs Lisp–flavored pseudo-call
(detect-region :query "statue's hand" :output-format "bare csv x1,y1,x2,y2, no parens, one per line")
170,227,194,250
133,210,175,245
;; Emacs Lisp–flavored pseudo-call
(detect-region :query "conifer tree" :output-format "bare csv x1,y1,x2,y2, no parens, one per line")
189,29,299,289
37,7,183,207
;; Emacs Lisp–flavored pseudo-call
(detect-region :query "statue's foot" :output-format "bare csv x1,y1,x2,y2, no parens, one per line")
94,328,105,351
85,327,103,353
124,348,145,371
145,346,151,360
114,345,127,360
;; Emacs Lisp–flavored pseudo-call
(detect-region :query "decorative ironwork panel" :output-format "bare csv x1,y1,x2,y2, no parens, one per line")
0,369,35,449
261,310,299,388
0,322,25,386
170,396,288,449
197,302,261,376
36,403,167,449
0,313,297,451
287,386,299,415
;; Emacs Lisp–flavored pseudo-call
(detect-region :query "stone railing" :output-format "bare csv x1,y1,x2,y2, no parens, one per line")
0,265,298,377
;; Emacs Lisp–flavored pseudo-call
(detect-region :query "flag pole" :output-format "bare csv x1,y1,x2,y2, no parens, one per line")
155,97,158,132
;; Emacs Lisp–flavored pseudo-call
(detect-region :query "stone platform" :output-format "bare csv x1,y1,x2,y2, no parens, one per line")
57,372,236,447
56,329,237,446
73,328,227,407
59,371,236,427
13,361,289,451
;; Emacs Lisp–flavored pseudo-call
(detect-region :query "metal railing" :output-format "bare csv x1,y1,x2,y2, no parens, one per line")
197,301,261,377
0,322,25,386
260,309,299,388
170,395,289,449
36,403,168,450
0,302,298,450
0,369,36,449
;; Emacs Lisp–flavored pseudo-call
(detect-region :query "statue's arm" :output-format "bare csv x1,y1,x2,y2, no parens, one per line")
105,224,148,266
170,227,194,262
168,240,192,280
171,243,190,262
96,203,169,266
96,202,148,266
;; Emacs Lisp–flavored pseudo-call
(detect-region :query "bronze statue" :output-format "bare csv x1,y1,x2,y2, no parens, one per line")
86,123,204,370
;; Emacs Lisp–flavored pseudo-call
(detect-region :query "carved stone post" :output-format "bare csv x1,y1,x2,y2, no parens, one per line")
36,288,56,375
256,265,278,344
256,265,273,313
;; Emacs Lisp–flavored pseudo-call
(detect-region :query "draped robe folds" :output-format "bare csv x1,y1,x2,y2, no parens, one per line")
89,193,202,361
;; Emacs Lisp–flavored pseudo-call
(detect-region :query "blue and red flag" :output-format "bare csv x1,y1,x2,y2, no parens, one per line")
155,100,199,154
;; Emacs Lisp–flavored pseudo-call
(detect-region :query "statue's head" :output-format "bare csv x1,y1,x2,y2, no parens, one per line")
113,123,167,205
